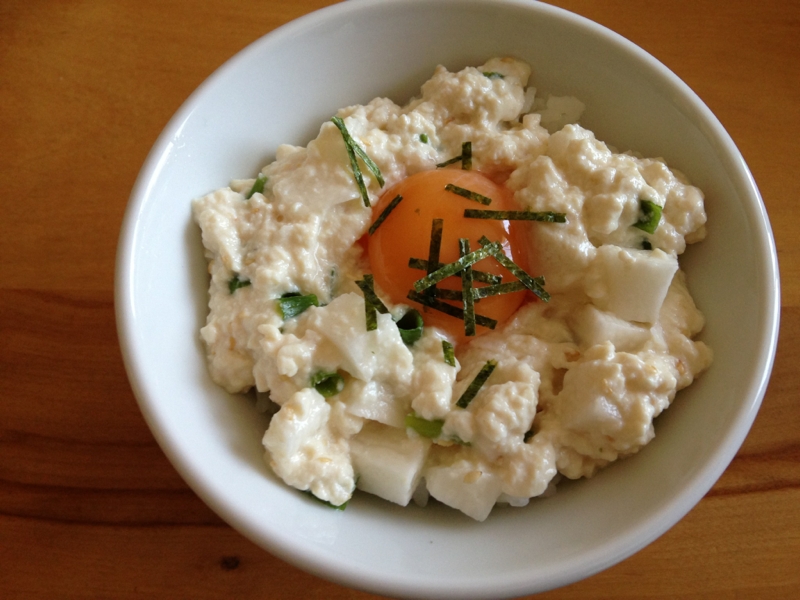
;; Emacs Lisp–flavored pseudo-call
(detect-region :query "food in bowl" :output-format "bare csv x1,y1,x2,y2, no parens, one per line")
191,57,712,521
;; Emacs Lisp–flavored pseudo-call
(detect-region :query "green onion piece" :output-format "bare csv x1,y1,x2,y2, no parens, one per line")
407,290,497,330
633,199,663,234
641,239,653,251
405,413,444,438
412,241,501,292
396,309,424,345
478,236,550,302
310,370,345,397
456,360,497,409
245,173,267,199
445,184,492,205
459,238,476,337
331,116,385,207
368,194,403,235
442,340,456,367
464,209,566,222
472,280,528,299
436,141,472,170
228,273,251,294
420,133,429,144
277,292,319,319
483,71,505,79
356,274,389,314
408,257,502,285
523,429,534,443
304,490,347,510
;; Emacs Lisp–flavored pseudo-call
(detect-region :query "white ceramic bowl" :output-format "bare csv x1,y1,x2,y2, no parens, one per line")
115,0,780,597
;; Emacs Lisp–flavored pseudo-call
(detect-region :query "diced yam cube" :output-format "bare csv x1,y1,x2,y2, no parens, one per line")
425,458,503,521
588,246,678,324
340,379,406,428
571,303,652,352
350,421,431,506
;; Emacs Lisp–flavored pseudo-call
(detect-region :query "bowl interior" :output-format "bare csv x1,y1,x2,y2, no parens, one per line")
116,1,779,598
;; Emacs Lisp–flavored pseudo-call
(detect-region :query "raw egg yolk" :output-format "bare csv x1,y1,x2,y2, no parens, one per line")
367,169,533,346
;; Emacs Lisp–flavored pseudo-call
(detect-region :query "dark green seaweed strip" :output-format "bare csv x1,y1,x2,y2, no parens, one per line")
435,141,472,170
463,209,567,222
331,117,370,207
408,257,502,285
442,340,456,367
412,242,501,292
471,280,527,299
368,194,403,235
245,173,267,199
356,275,390,315
406,290,497,329
478,236,550,302
425,219,444,297
353,143,385,187
456,360,497,409
444,184,492,205
459,238,476,337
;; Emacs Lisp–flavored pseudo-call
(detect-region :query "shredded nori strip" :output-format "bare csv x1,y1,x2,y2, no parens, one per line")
407,290,497,330
356,274,389,331
228,273,251,294
331,116,384,207
436,141,472,170
310,371,345,397
472,280,528,299
425,219,444,297
445,184,492,206
368,194,403,235
396,309,424,346
245,173,267,199
464,209,567,222
478,236,550,302
459,238,476,336
412,241,501,292
633,199,663,234
442,340,456,367
408,257,502,285
404,413,444,438
277,292,319,319
456,360,497,409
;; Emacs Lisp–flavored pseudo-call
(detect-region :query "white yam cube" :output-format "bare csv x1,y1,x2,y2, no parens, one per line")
340,379,406,428
350,421,431,506
425,459,503,521
588,246,678,324
571,303,652,352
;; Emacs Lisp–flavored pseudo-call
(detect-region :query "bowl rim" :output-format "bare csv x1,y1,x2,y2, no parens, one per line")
115,0,781,597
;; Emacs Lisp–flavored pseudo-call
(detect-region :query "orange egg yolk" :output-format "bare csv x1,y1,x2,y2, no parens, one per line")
367,169,534,346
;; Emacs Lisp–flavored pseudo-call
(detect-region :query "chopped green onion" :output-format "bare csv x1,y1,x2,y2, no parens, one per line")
405,413,444,438
310,370,345,397
483,71,505,79
368,194,403,235
408,257,502,285
442,340,456,367
228,274,251,294
419,133,429,144
464,209,566,222
478,236,550,302
524,429,534,443
245,173,267,199
331,116,384,207
445,184,492,205
436,141,472,170
412,241,501,292
407,290,497,330
396,309,424,345
472,280,527,299
641,239,653,250
277,292,319,319
633,199,663,234
459,238,476,336
456,360,497,409
304,489,347,510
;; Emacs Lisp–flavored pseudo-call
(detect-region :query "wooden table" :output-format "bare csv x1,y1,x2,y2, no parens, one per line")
2,1,798,597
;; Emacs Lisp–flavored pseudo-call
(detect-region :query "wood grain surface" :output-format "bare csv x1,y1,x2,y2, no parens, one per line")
1,1,798,598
